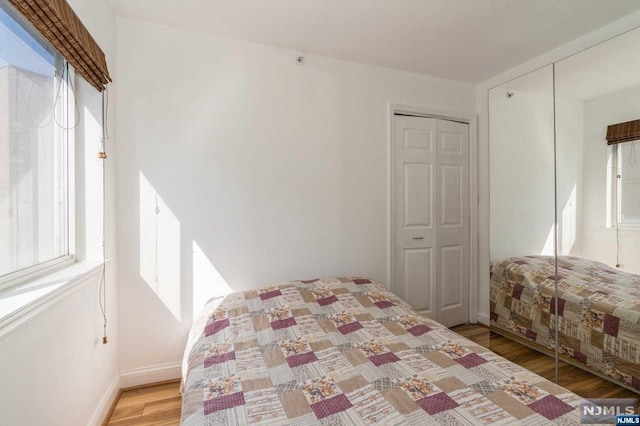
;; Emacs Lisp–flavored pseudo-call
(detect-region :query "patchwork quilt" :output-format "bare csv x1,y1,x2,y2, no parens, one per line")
181,277,581,425
491,255,640,391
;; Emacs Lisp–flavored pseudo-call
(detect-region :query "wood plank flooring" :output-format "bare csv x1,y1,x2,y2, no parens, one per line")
106,380,181,426
105,324,638,424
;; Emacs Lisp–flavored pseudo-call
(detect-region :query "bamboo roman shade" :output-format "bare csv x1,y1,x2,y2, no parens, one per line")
7,0,111,91
606,119,640,145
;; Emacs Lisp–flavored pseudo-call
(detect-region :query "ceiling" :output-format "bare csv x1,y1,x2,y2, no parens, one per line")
108,0,640,83
555,25,640,101
495,25,640,102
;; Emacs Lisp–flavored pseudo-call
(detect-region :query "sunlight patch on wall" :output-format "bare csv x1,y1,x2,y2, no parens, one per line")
560,184,577,255
83,105,102,259
541,224,555,256
139,171,181,320
606,146,615,228
192,240,231,320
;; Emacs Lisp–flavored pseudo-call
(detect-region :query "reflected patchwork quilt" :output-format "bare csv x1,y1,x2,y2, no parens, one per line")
182,277,580,425
491,255,640,391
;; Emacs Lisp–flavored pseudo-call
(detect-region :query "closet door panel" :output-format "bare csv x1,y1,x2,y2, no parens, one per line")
403,247,434,315
436,119,469,326
553,28,640,391
393,115,437,317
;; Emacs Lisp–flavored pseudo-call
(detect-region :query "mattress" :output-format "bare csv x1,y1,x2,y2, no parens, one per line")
181,277,581,425
491,255,640,391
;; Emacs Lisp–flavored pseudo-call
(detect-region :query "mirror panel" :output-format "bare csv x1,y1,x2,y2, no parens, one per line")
489,64,558,381
554,26,640,393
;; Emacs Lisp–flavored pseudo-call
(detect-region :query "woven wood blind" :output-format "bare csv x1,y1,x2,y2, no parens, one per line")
7,0,111,91
606,119,640,145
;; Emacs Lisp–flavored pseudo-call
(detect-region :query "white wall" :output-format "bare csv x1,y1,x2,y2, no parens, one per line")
581,86,640,273
556,96,585,256
0,0,119,424
489,85,555,261
489,85,583,261
0,264,118,426
115,18,475,375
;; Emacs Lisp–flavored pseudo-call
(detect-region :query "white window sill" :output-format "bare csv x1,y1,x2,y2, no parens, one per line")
0,259,110,340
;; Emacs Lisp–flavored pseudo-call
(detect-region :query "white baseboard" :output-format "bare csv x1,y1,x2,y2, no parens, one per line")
90,363,182,425
477,312,490,326
120,362,182,388
89,373,120,426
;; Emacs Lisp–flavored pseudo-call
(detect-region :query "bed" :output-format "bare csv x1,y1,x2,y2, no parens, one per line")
181,277,581,425
491,255,640,392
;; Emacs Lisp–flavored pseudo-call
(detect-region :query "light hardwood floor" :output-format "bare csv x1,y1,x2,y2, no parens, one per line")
105,324,638,424
105,380,181,426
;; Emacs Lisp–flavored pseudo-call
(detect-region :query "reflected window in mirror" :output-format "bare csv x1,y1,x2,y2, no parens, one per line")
614,141,640,227
605,119,640,229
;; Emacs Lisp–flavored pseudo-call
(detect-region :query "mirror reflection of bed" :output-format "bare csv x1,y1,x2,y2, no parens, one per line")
490,255,640,395
489,25,640,397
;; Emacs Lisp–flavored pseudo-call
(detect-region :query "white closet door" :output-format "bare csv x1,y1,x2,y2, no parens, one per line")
435,119,469,327
392,115,469,326
393,115,437,319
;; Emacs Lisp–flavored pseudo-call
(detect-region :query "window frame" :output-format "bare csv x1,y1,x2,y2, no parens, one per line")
609,142,640,230
0,0,76,291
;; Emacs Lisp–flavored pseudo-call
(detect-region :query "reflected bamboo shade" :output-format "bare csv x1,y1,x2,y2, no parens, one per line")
7,0,111,91
606,119,640,145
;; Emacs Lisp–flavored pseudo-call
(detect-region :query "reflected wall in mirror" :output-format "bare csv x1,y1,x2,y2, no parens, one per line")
554,26,640,392
488,65,559,381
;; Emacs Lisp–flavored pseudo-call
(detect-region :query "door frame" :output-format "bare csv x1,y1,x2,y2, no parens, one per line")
388,104,479,324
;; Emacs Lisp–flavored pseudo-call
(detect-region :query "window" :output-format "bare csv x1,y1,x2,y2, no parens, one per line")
610,141,640,228
615,141,640,226
0,2,73,287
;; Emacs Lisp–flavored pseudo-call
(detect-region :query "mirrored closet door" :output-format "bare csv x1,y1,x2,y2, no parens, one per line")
488,65,559,380
489,25,640,393
553,26,640,392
